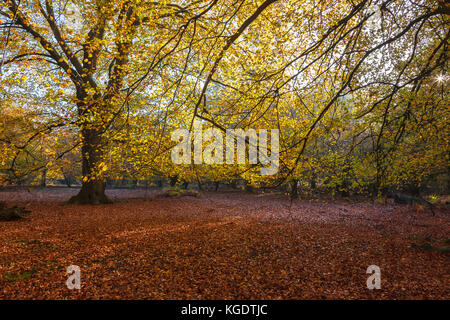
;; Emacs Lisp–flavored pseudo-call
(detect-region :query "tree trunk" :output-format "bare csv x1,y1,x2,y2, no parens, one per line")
310,172,316,191
290,179,298,199
170,175,178,187
40,168,47,187
447,164,450,194
69,128,111,205
61,168,72,188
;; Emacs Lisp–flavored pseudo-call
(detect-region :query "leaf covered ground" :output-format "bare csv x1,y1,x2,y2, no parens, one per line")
0,188,448,299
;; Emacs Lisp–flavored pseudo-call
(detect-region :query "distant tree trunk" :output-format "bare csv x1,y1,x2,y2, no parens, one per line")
245,181,254,193
310,172,316,191
447,165,450,194
40,168,47,187
408,182,421,197
69,128,110,204
61,168,72,188
170,175,178,187
340,161,351,197
290,179,298,198
215,181,220,191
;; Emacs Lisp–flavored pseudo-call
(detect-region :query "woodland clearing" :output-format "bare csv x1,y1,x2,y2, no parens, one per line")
0,188,448,299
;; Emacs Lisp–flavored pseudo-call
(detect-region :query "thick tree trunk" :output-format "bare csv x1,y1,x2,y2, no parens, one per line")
70,179,110,204
69,128,111,205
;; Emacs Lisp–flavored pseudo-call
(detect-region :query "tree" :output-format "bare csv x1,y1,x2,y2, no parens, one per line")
0,0,278,203
1,0,448,203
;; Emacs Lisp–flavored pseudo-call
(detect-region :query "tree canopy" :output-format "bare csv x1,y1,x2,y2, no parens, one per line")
0,0,448,203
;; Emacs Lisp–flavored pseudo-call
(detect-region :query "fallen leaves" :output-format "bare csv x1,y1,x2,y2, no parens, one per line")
0,188,448,299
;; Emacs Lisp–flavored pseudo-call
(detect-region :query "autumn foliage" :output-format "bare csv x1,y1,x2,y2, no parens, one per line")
0,0,448,300
0,189,449,299
0,0,448,198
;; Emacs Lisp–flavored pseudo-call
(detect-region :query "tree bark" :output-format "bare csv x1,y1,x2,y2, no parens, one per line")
40,168,47,187
69,128,111,205
290,179,298,199
310,172,316,191
170,175,178,187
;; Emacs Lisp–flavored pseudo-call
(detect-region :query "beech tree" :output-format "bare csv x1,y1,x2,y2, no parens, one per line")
0,0,280,203
0,0,448,203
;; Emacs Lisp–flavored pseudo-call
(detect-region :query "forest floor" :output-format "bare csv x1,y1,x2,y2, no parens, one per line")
0,187,449,299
